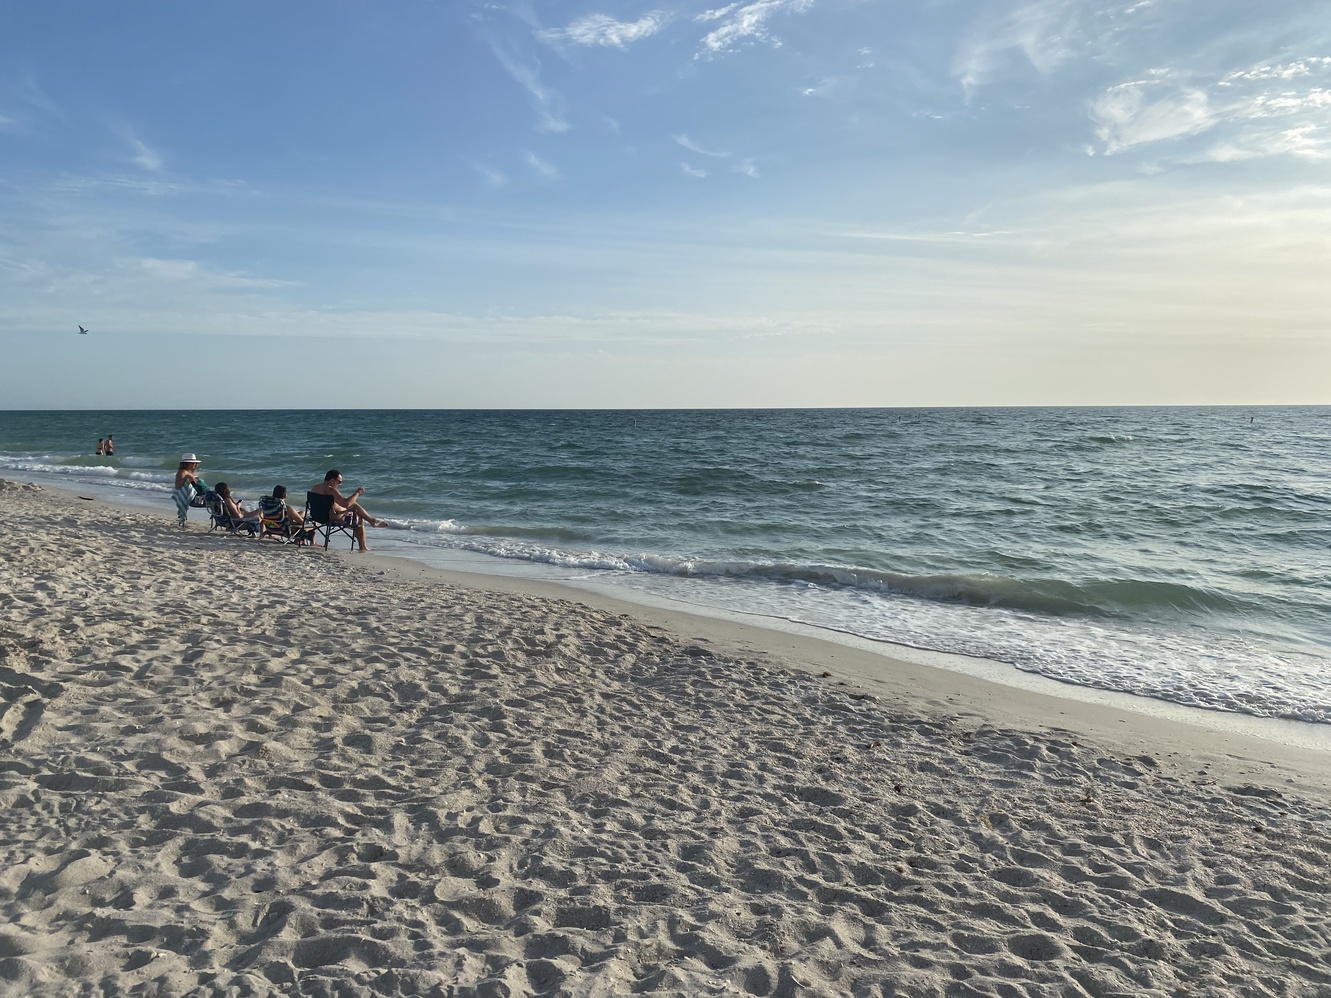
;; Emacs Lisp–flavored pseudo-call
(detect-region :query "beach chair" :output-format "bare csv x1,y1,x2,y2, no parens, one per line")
204,491,258,537
172,483,194,526
172,479,210,526
257,495,312,545
304,491,360,549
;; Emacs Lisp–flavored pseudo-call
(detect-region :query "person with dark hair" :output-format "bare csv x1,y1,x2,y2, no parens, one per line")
309,469,388,551
213,482,255,525
258,485,310,543
104,435,115,456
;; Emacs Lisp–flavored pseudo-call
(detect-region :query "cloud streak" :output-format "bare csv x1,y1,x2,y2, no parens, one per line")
525,151,560,180
695,0,814,58
134,256,294,289
488,43,569,133
129,136,163,171
541,12,666,49
1092,81,1214,154
1092,56,1331,161
673,133,728,157
953,0,1083,98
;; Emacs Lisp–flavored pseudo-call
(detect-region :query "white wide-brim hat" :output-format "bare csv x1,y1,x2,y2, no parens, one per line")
180,452,199,463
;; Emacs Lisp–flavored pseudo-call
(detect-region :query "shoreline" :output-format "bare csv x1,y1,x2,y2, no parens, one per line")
24,471,1331,762
349,549,1331,799
5,477,1331,994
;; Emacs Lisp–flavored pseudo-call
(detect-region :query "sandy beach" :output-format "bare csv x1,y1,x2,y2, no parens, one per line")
3,479,1331,997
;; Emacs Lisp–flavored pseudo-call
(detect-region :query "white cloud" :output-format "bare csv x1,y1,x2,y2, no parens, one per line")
0,76,65,133
682,162,709,177
732,158,760,177
1221,58,1331,84
525,151,560,179
1199,125,1330,164
468,160,508,189
1092,81,1215,154
541,12,666,49
129,136,163,171
1246,89,1331,118
954,0,1083,97
488,44,569,133
696,0,814,57
134,257,293,289
696,3,741,23
1091,55,1331,161
673,133,728,157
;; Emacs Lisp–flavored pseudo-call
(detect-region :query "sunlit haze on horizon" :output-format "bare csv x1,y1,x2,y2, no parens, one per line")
1,0,1329,408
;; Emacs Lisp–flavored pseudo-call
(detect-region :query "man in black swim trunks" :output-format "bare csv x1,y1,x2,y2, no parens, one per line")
309,469,388,551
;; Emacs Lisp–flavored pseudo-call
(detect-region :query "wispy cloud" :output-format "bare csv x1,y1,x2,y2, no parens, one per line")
672,136,758,176
1092,57,1331,161
1201,125,1331,163
540,12,666,49
488,43,569,133
525,151,560,180
1092,80,1215,154
673,133,728,157
695,0,814,58
129,135,163,171
953,0,1083,98
0,75,65,132
467,160,508,189
133,257,294,289
1221,58,1331,84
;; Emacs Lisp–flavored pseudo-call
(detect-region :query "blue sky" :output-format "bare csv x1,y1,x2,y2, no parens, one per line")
2,0,1329,407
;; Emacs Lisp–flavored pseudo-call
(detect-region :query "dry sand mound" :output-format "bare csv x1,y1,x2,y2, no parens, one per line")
2,481,1330,996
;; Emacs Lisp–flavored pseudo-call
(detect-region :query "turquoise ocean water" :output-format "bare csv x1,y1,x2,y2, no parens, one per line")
2,407,1328,725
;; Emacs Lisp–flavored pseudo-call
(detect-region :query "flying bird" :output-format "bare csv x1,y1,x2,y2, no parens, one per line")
78,326,89,335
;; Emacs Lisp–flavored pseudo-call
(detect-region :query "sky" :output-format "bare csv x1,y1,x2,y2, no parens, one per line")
1,0,1329,408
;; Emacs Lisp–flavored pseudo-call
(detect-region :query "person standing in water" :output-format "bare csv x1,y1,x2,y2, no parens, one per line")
95,438,105,455
104,435,115,456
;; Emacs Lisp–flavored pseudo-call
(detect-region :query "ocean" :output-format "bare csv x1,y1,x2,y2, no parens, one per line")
2,407,1328,726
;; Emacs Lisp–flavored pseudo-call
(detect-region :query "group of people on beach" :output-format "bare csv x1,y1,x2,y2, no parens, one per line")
174,455,388,551
95,435,115,456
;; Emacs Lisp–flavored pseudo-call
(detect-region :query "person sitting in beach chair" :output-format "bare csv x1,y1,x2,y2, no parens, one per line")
206,482,258,536
305,469,388,551
258,485,313,544
172,453,208,527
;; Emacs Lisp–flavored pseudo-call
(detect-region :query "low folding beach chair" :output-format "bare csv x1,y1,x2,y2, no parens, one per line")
204,491,258,537
257,495,312,545
304,491,360,549
172,479,210,527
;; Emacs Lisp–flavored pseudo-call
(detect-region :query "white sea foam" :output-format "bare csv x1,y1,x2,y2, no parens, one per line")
374,522,1331,724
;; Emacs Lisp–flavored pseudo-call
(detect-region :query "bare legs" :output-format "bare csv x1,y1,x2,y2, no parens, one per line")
343,500,387,528
337,502,386,551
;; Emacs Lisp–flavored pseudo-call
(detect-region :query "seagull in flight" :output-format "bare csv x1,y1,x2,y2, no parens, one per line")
78,326,89,335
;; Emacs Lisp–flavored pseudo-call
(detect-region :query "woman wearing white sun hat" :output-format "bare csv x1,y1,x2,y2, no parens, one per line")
172,453,206,527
